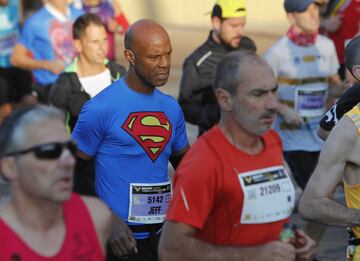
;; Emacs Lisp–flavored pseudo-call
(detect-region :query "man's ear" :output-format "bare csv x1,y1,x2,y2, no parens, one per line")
352,65,360,81
215,88,232,112
124,49,135,66
0,157,18,182
211,16,222,33
73,39,82,53
286,13,296,26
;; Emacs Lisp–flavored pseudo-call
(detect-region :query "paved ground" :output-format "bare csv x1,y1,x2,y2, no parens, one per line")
0,25,349,260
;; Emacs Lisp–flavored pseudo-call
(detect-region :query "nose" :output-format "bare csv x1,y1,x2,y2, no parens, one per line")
159,54,171,68
237,25,244,37
59,147,76,167
266,91,279,110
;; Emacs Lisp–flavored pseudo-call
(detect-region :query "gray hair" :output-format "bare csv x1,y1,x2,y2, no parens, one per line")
214,50,263,95
0,105,65,158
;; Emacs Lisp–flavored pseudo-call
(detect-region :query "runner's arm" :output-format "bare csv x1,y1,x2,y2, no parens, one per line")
11,43,64,74
299,117,360,226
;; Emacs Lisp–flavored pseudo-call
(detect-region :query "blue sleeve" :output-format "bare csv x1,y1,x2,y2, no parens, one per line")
19,17,34,49
172,106,189,153
71,100,105,157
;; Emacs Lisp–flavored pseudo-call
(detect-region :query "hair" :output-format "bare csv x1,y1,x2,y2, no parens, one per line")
214,51,262,94
211,4,224,19
0,105,65,159
73,13,104,40
124,26,133,49
345,35,360,74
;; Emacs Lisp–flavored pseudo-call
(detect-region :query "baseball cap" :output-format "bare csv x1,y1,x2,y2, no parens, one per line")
212,0,247,18
284,0,316,12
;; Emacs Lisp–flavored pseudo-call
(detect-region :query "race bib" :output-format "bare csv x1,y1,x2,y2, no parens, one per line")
238,166,295,224
294,86,327,117
128,181,171,224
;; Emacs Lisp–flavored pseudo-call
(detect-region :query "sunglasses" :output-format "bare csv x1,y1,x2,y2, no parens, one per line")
5,140,77,160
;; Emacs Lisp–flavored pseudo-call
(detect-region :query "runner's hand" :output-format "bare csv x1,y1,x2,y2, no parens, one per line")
110,218,138,258
43,60,65,75
279,105,305,128
293,229,317,261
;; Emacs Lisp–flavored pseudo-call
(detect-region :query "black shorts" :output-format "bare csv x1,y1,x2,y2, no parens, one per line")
0,67,32,104
284,150,320,189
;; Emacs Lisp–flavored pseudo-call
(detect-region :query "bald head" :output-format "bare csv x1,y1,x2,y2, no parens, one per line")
124,19,170,51
123,19,172,90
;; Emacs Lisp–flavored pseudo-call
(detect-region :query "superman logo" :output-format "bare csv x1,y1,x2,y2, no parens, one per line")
122,112,172,162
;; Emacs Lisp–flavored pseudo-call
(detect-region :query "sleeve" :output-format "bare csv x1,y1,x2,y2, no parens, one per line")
178,58,203,124
166,142,218,229
319,84,360,131
263,47,280,77
18,17,34,50
171,106,189,154
48,73,71,111
178,58,220,129
71,101,105,157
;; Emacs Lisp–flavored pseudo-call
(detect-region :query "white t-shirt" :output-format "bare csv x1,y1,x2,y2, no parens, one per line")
263,35,339,152
79,68,112,98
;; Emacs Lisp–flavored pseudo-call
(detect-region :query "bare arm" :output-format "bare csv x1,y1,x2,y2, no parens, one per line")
316,125,331,141
299,117,360,226
159,221,297,261
11,44,64,74
328,74,345,99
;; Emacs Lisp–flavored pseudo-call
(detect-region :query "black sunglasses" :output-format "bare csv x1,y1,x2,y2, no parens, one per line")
5,140,77,160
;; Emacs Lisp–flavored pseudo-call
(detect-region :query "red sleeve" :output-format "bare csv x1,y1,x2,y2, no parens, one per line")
166,139,220,230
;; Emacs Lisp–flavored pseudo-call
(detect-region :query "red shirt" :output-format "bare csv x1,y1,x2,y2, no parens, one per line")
166,126,291,246
0,193,104,261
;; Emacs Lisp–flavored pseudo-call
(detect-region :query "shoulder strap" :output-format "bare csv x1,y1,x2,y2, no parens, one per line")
345,104,360,134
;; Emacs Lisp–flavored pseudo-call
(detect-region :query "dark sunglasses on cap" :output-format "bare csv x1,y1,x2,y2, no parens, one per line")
5,140,77,160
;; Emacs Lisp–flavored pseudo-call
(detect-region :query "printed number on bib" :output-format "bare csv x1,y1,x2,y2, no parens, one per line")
128,181,171,224
238,165,295,224
294,86,327,117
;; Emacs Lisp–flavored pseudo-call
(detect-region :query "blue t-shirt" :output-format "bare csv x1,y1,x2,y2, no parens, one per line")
0,0,20,68
19,5,82,85
72,78,189,225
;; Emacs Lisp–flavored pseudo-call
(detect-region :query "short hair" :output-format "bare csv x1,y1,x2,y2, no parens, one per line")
345,35,360,73
73,13,104,40
214,51,262,94
0,105,65,159
124,27,132,49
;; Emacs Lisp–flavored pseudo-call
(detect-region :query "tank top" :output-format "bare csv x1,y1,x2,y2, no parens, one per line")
344,104,360,260
0,193,104,260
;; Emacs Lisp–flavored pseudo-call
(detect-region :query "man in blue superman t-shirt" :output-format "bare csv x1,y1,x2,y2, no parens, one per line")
72,19,189,261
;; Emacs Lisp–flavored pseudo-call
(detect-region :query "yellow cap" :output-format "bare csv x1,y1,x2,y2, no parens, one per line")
214,0,247,18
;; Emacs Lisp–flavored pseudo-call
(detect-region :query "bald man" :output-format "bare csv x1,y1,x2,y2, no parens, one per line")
72,19,189,260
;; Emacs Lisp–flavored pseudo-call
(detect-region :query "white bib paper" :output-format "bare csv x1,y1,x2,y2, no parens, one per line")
128,181,171,224
294,86,327,117
238,166,295,224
